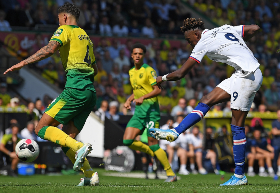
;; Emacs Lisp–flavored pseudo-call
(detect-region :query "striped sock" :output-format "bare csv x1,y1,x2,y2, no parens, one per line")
174,103,210,134
232,124,246,177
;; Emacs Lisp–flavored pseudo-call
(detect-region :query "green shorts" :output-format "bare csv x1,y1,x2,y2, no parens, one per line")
45,87,96,131
126,114,160,137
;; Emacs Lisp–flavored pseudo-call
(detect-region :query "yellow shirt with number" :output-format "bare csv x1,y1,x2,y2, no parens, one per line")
50,25,96,91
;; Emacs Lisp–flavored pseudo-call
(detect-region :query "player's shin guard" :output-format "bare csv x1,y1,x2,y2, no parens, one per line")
123,140,155,157
151,144,175,176
62,147,94,178
174,103,210,134
38,126,84,151
231,124,246,177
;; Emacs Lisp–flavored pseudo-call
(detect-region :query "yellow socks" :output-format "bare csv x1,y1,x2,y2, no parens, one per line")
154,148,175,176
62,147,94,178
129,140,155,157
38,126,84,151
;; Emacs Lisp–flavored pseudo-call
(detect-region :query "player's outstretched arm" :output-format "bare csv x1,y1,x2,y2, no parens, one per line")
3,41,60,75
133,85,161,105
156,57,196,84
243,25,260,41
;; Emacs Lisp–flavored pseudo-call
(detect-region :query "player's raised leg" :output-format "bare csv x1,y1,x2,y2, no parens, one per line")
150,87,230,141
148,136,176,182
123,127,155,157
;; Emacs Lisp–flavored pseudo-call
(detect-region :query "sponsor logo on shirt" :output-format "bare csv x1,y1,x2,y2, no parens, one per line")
53,29,63,37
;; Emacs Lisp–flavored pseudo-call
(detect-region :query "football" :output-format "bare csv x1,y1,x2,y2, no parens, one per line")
15,139,39,162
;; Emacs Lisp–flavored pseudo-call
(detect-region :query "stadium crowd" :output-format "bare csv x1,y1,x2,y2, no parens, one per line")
1,0,280,176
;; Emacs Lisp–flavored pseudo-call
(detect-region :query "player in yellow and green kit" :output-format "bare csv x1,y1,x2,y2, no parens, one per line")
4,3,99,186
123,43,177,182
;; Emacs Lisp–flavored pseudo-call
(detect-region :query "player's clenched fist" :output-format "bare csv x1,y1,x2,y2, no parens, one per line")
124,100,131,110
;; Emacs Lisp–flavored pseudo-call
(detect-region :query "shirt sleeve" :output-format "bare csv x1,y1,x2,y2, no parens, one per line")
147,67,157,86
232,25,245,38
250,140,256,147
0,135,10,145
189,40,208,63
50,26,70,46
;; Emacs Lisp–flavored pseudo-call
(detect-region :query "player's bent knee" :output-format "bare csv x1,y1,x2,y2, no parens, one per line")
123,139,134,146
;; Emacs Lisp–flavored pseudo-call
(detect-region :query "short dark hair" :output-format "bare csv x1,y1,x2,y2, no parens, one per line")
131,43,146,54
58,2,80,21
180,18,205,33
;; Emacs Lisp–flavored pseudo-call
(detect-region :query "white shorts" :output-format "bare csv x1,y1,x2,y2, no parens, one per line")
217,68,263,111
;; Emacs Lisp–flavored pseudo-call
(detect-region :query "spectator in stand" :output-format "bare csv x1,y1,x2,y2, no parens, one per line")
95,100,108,121
264,82,280,111
117,87,126,104
0,124,21,177
245,124,256,176
262,14,271,34
35,11,48,25
120,65,130,85
158,89,171,114
108,64,122,86
251,129,274,177
89,3,99,23
19,2,34,27
79,2,91,28
0,83,11,106
21,121,36,140
110,79,119,95
251,118,265,135
129,20,141,37
262,69,275,89
106,101,120,121
0,10,12,31
155,0,177,22
205,77,216,93
184,80,195,101
124,39,134,58
96,37,109,57
112,20,128,37
101,50,113,74
108,39,121,60
5,119,18,134
110,4,126,26
26,101,38,121
98,0,112,17
170,89,180,109
216,10,230,26
171,98,187,117
266,33,278,55
33,98,43,119
114,49,130,70
223,101,231,114
176,127,194,175
147,40,158,59
166,52,177,70
177,41,189,61
42,63,58,84
271,109,280,176
94,60,107,84
255,0,273,20
84,15,97,33
186,99,196,114
258,104,268,113
99,16,112,36
158,62,169,76
171,80,185,99
99,76,108,94
142,18,157,38
203,127,219,174
128,0,148,24
162,20,178,37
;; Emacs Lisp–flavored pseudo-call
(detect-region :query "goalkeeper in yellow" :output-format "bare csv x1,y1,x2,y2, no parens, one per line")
123,43,177,182
4,3,99,186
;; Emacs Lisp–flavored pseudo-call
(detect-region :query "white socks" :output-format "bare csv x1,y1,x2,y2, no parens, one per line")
190,164,195,170
259,167,265,173
248,166,253,173
268,167,274,173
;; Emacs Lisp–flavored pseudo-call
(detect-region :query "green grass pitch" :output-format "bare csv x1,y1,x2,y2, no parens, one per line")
0,169,280,193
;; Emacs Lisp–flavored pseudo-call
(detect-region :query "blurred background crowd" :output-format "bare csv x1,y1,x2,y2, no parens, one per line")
1,0,280,176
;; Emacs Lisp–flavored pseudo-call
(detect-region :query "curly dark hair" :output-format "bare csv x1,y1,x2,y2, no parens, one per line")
58,2,80,21
131,43,146,53
180,18,205,33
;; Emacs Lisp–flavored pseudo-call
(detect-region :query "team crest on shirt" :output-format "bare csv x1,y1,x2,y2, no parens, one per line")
139,73,143,79
53,29,63,37
151,71,157,79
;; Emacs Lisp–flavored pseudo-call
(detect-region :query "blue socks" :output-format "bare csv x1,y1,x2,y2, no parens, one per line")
174,102,210,134
231,124,246,177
